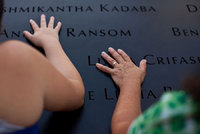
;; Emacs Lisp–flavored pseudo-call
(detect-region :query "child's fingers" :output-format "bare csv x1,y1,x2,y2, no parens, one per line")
48,16,55,28
23,31,33,41
96,63,113,74
40,14,47,28
30,19,39,32
55,22,62,32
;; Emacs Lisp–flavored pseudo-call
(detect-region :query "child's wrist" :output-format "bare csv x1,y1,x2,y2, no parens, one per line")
41,39,61,49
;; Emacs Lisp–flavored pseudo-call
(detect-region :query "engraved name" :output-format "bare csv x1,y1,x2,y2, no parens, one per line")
0,28,132,38
172,27,200,37
88,55,200,66
3,5,156,13
87,86,173,101
67,28,132,37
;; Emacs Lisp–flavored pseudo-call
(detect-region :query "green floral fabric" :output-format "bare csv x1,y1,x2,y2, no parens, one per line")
128,91,200,134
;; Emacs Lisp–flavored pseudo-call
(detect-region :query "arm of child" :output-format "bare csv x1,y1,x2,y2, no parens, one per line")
24,14,85,111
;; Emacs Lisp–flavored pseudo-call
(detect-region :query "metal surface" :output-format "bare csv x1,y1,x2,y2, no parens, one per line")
0,0,200,133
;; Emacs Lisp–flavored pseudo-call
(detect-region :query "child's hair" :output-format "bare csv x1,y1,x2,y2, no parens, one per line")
0,0,3,28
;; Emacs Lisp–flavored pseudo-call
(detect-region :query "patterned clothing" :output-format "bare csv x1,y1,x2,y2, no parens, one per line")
128,91,200,134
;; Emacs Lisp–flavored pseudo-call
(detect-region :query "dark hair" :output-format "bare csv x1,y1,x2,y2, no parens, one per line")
181,75,200,105
0,0,3,27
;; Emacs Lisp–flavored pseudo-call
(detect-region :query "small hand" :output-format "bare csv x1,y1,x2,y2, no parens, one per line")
24,14,62,48
96,47,147,89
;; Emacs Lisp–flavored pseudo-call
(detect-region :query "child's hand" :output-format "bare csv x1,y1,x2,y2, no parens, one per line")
96,47,146,89
24,14,62,48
